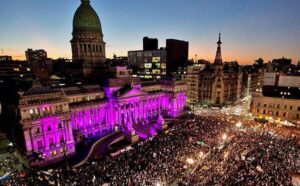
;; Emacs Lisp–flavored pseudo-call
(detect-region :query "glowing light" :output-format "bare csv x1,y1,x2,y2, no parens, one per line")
156,182,162,186
222,133,227,141
186,158,195,165
199,151,204,158
236,122,242,128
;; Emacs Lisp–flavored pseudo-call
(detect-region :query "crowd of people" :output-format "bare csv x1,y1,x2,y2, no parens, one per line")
2,113,300,185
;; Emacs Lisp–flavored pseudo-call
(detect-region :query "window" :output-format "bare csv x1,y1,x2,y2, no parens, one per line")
35,128,40,134
47,126,52,131
50,150,57,157
298,106,300,111
290,106,293,110
263,110,266,114
58,123,62,129
60,148,67,153
84,44,87,52
59,135,64,143
37,141,43,150
49,137,54,147
283,112,286,117
264,104,267,107
276,111,279,116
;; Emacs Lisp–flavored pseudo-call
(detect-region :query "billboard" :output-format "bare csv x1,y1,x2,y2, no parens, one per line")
278,76,300,87
263,72,276,86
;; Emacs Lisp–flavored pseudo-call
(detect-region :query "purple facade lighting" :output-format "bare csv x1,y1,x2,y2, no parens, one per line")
19,81,187,166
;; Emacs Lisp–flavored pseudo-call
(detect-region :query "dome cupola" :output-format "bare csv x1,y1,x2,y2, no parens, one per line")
73,0,103,35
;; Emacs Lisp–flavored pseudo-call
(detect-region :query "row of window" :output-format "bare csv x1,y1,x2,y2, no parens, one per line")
79,43,103,53
29,105,63,116
36,135,65,150
34,123,63,134
257,102,300,111
256,109,300,119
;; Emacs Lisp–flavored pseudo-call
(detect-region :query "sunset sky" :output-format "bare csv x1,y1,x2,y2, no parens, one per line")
0,0,299,64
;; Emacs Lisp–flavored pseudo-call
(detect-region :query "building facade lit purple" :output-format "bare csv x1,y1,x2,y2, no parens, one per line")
17,80,187,166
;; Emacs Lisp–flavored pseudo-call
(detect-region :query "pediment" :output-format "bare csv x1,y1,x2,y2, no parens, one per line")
119,87,148,98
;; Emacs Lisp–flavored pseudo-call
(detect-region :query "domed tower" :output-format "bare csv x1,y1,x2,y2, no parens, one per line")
71,0,106,77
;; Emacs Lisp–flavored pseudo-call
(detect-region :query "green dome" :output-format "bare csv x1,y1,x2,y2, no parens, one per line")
73,0,103,34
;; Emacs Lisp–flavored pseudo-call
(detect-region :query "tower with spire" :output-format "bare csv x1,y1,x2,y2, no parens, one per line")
214,33,223,65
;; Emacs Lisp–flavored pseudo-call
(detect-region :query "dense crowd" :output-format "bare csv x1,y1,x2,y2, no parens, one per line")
2,114,300,185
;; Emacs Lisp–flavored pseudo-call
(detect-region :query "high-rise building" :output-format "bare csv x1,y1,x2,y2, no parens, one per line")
71,0,106,77
166,39,189,76
143,37,158,51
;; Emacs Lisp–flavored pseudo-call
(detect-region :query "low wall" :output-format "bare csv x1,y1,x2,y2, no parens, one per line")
73,131,120,168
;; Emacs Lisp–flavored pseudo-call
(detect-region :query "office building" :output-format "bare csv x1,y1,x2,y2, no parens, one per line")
166,39,189,76
143,37,158,51
128,49,167,80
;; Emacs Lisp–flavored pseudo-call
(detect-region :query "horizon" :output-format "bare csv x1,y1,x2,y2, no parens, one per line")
0,0,300,64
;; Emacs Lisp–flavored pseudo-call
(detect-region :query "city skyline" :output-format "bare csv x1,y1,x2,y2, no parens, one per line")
1,0,300,64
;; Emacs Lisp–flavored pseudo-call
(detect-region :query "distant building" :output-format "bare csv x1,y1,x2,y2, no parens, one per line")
184,64,206,102
0,55,12,62
166,39,189,76
25,49,47,63
106,55,128,67
250,73,300,123
128,49,167,80
129,37,188,79
143,37,158,51
0,60,33,81
25,49,52,79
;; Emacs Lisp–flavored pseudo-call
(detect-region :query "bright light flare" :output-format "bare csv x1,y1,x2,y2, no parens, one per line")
236,122,242,128
156,182,162,186
222,134,227,141
186,158,195,165
199,151,204,158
